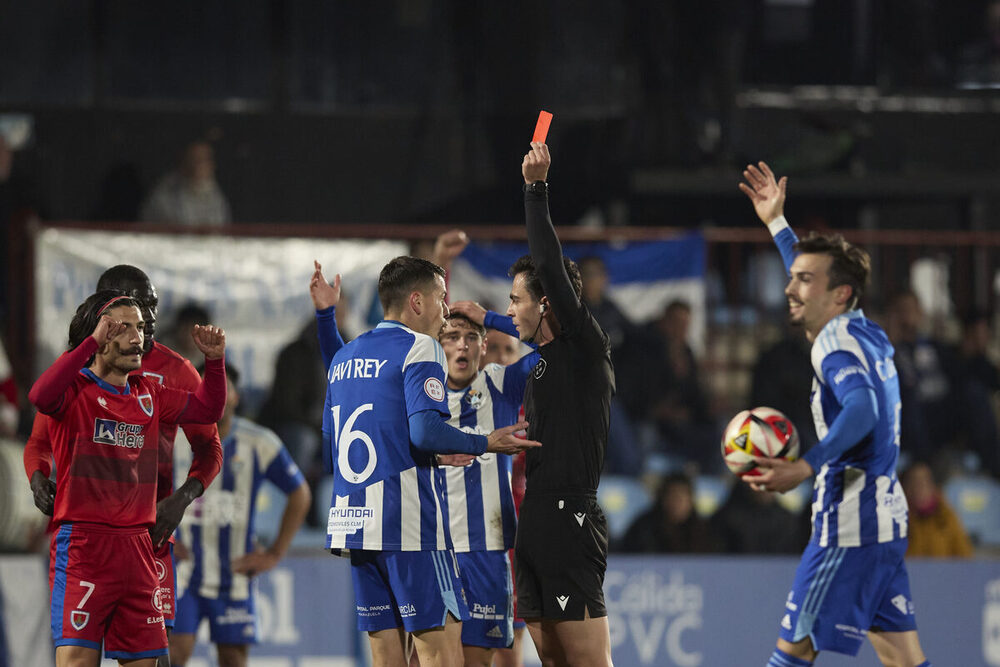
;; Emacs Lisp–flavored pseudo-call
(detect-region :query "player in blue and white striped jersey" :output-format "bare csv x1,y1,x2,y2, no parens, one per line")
740,162,931,667
435,307,538,666
310,257,539,667
170,363,311,667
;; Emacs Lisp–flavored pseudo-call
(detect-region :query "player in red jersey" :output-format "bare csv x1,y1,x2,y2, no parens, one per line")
28,290,227,667
24,266,223,666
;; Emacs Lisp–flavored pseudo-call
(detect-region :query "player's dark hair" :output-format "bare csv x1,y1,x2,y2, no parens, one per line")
665,300,691,316
508,255,582,302
68,290,141,365
794,232,870,310
444,313,486,338
97,265,158,353
378,256,446,314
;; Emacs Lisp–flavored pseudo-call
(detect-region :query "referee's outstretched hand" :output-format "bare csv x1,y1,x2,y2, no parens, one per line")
487,421,541,455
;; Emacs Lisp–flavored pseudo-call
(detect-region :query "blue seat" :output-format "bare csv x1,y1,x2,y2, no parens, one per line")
597,475,652,542
944,475,1000,547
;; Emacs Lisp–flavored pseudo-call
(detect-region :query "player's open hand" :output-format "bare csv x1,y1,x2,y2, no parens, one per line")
232,548,280,578
436,453,476,467
310,260,341,311
522,142,551,184
91,315,127,347
487,421,541,455
448,300,487,325
433,229,469,267
30,471,55,516
738,161,787,225
191,324,226,360
742,456,813,493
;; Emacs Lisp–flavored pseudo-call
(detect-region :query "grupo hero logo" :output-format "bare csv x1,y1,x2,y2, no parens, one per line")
93,419,145,449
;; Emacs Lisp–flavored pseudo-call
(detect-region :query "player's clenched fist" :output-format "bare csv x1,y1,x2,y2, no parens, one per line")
91,315,127,346
191,324,226,360
487,420,541,455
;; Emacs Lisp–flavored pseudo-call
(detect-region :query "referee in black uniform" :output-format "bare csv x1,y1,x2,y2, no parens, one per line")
508,142,615,667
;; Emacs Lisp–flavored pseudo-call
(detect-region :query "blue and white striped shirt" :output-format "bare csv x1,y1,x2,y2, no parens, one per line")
441,352,537,552
176,417,305,600
771,219,908,548
324,321,452,552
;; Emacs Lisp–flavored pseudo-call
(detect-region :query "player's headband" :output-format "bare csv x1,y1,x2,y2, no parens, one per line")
97,295,132,316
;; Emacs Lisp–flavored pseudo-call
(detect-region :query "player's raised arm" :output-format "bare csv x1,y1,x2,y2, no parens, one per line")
311,260,346,368
739,160,798,272
173,324,227,424
28,315,125,415
523,142,580,324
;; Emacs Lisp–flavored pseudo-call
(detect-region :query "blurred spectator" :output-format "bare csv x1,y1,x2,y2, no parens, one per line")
481,328,521,368
620,472,718,553
579,255,642,475
640,300,717,472
886,290,957,465
750,328,819,452
900,462,974,558
954,309,1000,477
90,161,144,222
710,482,806,554
140,141,231,226
257,319,330,483
0,131,44,325
956,0,1000,88
161,302,213,362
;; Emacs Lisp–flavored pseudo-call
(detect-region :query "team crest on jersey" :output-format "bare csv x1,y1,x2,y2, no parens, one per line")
424,377,445,401
465,389,484,409
70,610,90,631
137,393,154,417
533,358,547,379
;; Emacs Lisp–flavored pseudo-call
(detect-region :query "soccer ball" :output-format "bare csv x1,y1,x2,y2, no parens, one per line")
721,407,800,476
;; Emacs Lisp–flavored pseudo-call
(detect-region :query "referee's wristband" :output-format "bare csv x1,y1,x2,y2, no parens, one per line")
523,181,548,197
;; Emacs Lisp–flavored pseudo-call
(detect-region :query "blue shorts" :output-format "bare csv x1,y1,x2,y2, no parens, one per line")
173,587,259,645
781,539,917,656
456,550,514,649
350,549,469,633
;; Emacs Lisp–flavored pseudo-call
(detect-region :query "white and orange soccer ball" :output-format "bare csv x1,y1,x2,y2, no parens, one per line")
721,407,800,476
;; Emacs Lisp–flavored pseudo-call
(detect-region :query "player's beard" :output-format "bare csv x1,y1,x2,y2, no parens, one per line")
112,343,144,373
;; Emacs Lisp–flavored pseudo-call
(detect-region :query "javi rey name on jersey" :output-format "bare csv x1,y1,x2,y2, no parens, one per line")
93,418,146,449
328,358,389,383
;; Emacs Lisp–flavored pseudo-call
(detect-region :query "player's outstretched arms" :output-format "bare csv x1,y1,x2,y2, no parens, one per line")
191,324,226,359
487,421,541,455
449,300,487,325
29,470,55,516
738,161,787,225
310,260,341,311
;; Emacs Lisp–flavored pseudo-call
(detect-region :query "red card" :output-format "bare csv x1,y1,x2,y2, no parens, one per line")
532,110,553,143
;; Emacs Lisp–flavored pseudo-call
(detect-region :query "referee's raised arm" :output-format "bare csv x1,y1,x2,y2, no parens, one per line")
522,142,580,326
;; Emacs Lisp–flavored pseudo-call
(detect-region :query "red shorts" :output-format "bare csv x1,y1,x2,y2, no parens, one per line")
152,541,176,626
50,523,168,660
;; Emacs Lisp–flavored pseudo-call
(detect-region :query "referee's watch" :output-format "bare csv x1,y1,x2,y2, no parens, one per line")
523,180,548,196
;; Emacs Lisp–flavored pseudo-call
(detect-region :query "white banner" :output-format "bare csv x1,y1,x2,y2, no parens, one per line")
34,228,406,395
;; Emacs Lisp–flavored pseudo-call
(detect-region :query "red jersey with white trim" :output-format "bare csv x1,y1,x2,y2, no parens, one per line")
47,370,191,528
141,342,222,497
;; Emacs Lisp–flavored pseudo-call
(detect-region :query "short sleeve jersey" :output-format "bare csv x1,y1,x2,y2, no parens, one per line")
47,369,191,528
324,321,451,551
176,416,304,600
441,352,537,552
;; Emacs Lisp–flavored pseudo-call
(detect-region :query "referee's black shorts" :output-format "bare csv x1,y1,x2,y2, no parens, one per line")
513,492,609,621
